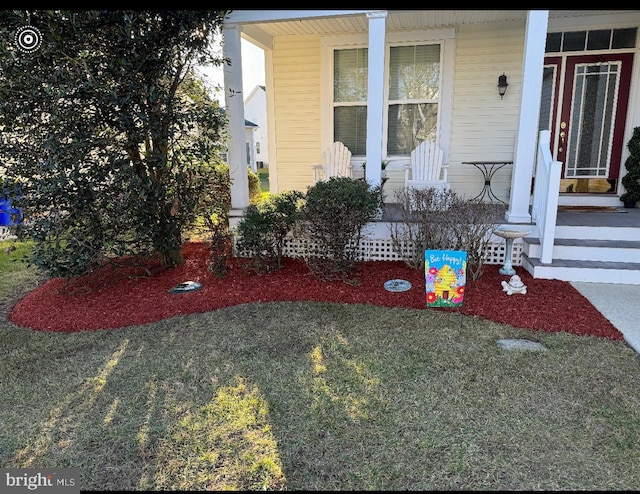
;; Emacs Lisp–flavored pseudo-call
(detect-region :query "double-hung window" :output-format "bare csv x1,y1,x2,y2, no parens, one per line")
332,42,441,157
387,44,440,155
333,48,368,156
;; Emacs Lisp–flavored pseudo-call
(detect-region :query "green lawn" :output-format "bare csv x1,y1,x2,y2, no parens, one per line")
257,167,269,193
0,238,40,303
2,239,640,490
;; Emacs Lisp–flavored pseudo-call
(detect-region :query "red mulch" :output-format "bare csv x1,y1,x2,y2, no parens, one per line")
8,242,623,340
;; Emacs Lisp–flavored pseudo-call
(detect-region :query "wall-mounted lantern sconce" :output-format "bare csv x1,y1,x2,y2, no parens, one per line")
498,73,508,99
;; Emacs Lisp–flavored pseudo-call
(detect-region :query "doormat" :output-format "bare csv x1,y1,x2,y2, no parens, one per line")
557,206,627,213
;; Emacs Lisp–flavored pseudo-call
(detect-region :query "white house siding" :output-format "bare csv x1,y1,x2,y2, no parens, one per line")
447,21,526,204
271,35,323,193
244,86,269,169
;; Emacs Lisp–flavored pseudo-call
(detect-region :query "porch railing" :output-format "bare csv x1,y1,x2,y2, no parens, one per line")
531,130,562,264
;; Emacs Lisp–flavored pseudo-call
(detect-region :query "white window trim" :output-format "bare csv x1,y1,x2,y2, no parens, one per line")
321,29,455,165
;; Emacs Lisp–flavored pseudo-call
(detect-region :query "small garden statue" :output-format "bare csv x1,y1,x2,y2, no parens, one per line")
501,274,527,296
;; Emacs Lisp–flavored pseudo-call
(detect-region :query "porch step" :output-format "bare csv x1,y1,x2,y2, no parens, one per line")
521,220,640,284
524,237,640,263
557,193,623,208
521,255,640,284
554,225,640,241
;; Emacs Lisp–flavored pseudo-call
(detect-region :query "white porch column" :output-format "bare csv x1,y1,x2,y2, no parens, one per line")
505,10,549,223
222,23,250,227
364,11,387,187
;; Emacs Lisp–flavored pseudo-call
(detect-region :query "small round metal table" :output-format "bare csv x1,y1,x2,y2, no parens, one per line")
462,161,512,203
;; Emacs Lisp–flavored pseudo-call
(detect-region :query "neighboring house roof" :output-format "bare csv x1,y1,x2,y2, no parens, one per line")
220,108,258,129
244,85,266,105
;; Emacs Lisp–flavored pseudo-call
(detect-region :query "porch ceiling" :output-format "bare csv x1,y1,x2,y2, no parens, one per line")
232,10,639,40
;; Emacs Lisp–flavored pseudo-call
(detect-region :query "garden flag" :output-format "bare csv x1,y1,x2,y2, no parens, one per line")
425,250,467,308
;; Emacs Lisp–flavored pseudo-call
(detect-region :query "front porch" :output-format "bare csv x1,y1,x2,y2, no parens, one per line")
276,198,640,284
277,200,514,261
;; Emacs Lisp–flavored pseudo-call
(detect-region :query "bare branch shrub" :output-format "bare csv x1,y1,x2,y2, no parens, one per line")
448,198,506,280
390,187,506,279
389,187,458,269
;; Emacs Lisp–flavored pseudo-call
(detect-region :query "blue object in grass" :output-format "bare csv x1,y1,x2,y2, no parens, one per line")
0,197,22,226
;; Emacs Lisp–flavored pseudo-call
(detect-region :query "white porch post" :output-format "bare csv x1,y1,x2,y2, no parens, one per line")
364,11,387,187
505,10,549,223
222,23,250,227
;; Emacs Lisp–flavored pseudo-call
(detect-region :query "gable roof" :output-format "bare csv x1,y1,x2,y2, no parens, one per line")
244,84,266,104
220,108,258,128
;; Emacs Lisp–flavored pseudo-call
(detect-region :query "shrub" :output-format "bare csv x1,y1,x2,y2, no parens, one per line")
235,190,305,274
300,177,383,281
189,162,233,276
390,187,506,280
0,11,229,276
620,127,640,206
248,168,262,205
189,164,270,276
389,187,458,269
207,220,234,277
448,198,506,280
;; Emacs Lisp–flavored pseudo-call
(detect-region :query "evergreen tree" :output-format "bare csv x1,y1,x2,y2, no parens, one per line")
620,127,640,206
0,10,229,277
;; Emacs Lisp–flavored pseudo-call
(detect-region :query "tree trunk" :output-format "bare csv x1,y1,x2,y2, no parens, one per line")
156,207,184,267
161,245,184,267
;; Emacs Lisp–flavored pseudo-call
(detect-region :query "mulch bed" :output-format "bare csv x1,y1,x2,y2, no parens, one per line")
9,242,623,340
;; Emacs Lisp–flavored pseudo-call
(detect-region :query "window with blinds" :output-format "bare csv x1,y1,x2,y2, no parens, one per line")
333,43,441,157
333,48,368,155
387,44,440,155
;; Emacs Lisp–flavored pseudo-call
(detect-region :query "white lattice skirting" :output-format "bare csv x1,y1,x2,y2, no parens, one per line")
1,223,524,266
254,222,524,266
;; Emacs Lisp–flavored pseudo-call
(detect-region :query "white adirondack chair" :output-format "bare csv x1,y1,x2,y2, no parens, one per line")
404,140,450,192
312,141,353,184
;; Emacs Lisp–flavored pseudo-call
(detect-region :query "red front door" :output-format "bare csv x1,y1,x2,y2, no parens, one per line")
541,53,633,192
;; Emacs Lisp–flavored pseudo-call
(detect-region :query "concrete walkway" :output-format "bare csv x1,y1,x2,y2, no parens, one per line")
571,281,640,354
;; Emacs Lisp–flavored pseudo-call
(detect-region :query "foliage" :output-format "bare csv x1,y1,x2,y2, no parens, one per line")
0,10,229,278
448,198,507,280
235,190,305,274
257,168,270,194
189,163,267,235
390,187,506,280
189,162,234,277
207,220,234,278
187,163,270,276
300,177,383,281
361,159,389,171
247,168,262,204
389,187,458,269
620,127,640,205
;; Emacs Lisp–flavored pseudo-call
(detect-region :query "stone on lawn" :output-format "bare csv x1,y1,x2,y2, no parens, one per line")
497,338,548,351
